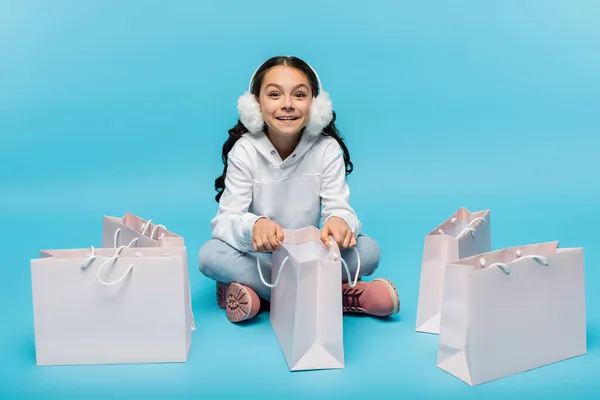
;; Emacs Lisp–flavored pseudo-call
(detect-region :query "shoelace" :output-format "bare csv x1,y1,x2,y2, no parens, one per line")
342,286,363,311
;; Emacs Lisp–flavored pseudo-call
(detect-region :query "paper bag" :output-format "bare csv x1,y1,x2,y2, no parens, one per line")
437,241,587,386
415,207,491,334
258,226,349,371
102,212,195,331
30,246,193,366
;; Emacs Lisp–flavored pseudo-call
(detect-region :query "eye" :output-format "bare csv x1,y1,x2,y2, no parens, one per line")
268,92,280,98
294,92,307,98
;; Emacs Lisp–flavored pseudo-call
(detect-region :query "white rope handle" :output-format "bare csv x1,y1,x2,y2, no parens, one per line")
150,224,166,240
113,229,139,248
480,257,511,274
257,256,290,288
80,246,97,270
480,253,550,275
456,216,487,239
96,245,136,286
329,242,361,288
113,229,120,247
139,219,167,240
256,240,361,289
79,245,137,286
141,219,153,235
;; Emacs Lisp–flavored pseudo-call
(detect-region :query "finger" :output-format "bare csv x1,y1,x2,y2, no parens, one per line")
321,225,331,247
342,230,352,249
262,234,274,252
350,234,357,248
255,238,264,252
252,240,258,252
276,225,284,243
268,232,280,250
332,228,345,247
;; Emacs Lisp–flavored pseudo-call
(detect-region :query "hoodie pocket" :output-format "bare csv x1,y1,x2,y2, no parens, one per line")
251,174,322,230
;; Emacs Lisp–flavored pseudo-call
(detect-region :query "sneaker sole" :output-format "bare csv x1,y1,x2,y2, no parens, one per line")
216,281,227,309
373,278,400,315
225,283,259,323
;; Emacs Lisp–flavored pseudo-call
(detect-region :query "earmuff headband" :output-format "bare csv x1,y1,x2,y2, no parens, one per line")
247,57,323,95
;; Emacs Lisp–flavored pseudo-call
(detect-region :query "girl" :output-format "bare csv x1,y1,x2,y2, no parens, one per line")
199,56,400,323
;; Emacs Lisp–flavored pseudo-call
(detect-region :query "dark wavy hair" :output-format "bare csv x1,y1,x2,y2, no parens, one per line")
214,56,353,202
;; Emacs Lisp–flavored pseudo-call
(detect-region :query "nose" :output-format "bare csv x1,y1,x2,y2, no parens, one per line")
281,95,294,111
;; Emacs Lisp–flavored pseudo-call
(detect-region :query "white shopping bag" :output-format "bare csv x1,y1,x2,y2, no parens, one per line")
31,246,193,366
257,226,360,371
102,212,195,331
437,241,587,386
415,207,491,334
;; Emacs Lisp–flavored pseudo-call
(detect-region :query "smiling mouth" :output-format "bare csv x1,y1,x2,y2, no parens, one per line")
276,116,300,121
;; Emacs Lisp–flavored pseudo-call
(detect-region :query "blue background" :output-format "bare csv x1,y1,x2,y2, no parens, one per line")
1,0,599,397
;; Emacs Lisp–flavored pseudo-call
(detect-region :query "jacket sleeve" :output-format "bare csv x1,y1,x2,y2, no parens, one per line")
320,141,362,236
210,152,264,252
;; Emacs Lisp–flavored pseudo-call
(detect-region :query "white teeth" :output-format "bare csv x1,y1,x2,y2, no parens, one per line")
277,117,298,120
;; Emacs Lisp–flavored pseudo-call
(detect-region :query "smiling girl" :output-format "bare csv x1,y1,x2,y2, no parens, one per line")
199,56,400,323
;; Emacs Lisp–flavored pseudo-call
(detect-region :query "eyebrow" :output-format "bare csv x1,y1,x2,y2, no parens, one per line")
264,83,309,91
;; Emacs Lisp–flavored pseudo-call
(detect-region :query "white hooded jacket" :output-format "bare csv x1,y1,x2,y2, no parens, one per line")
210,129,362,253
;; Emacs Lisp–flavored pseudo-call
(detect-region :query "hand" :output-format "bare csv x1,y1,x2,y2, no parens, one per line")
252,217,284,252
321,217,356,249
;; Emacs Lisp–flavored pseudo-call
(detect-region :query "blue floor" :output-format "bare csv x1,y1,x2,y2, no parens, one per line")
2,0,599,397
1,198,598,398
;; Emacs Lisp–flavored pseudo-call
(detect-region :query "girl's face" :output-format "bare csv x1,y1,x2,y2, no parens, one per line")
257,65,313,138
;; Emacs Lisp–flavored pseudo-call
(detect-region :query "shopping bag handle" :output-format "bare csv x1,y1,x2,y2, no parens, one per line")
81,245,137,286
439,216,487,238
457,216,487,238
113,220,166,247
257,256,290,288
256,244,361,289
113,229,141,248
480,253,550,275
328,241,361,288
140,219,167,239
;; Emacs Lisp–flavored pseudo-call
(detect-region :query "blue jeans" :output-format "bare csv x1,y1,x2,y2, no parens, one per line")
198,235,381,300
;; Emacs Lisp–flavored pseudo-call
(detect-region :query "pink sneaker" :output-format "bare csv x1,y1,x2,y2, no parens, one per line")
216,281,227,309
342,278,400,317
216,281,260,323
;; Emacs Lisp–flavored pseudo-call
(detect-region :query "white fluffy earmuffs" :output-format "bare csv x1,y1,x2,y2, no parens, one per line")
237,60,333,137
